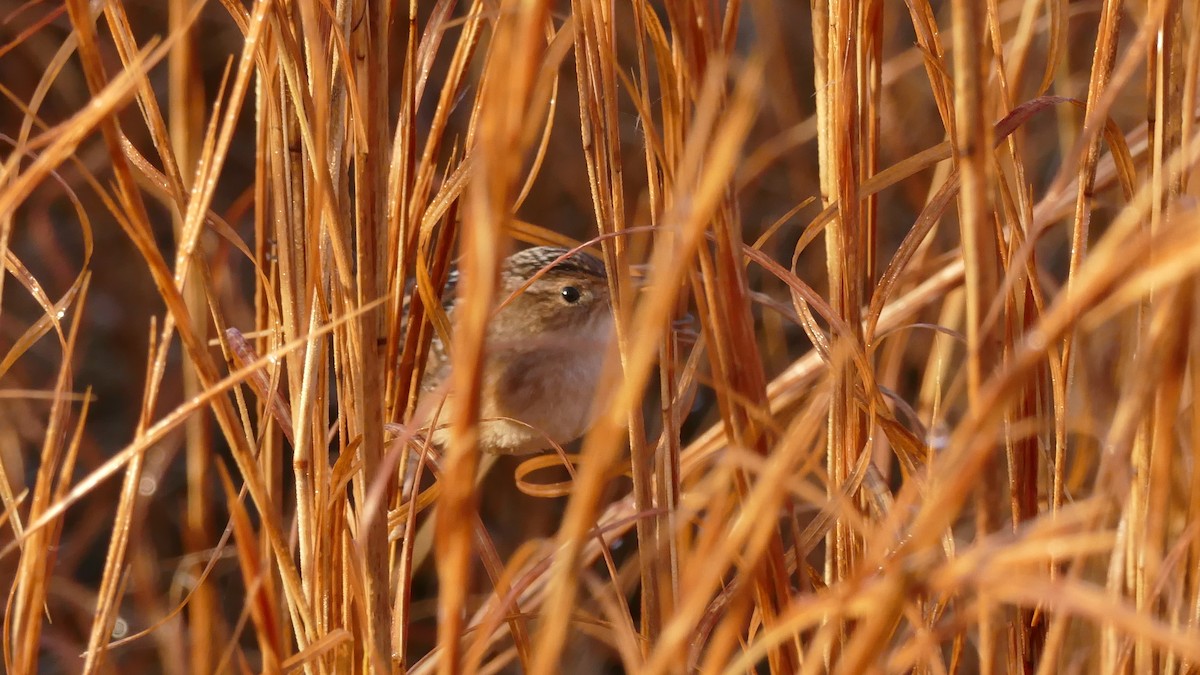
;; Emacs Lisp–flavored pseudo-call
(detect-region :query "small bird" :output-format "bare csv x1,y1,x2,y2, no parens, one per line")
406,246,614,455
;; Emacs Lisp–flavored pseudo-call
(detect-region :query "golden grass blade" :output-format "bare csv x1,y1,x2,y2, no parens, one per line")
6,276,88,673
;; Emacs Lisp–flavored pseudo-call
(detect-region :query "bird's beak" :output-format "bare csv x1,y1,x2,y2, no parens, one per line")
627,262,651,289
671,314,699,346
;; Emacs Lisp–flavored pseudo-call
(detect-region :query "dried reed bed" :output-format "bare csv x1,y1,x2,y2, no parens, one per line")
2,0,1200,672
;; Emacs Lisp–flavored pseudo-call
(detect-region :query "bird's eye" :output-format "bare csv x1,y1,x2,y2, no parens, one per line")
560,286,582,304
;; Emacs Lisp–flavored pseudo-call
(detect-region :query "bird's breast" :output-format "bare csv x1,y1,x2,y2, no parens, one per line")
481,342,609,454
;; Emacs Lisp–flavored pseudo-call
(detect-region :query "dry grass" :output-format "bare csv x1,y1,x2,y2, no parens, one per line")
2,0,1200,672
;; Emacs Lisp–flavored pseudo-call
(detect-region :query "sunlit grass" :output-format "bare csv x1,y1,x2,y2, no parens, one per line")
1,0,1199,672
